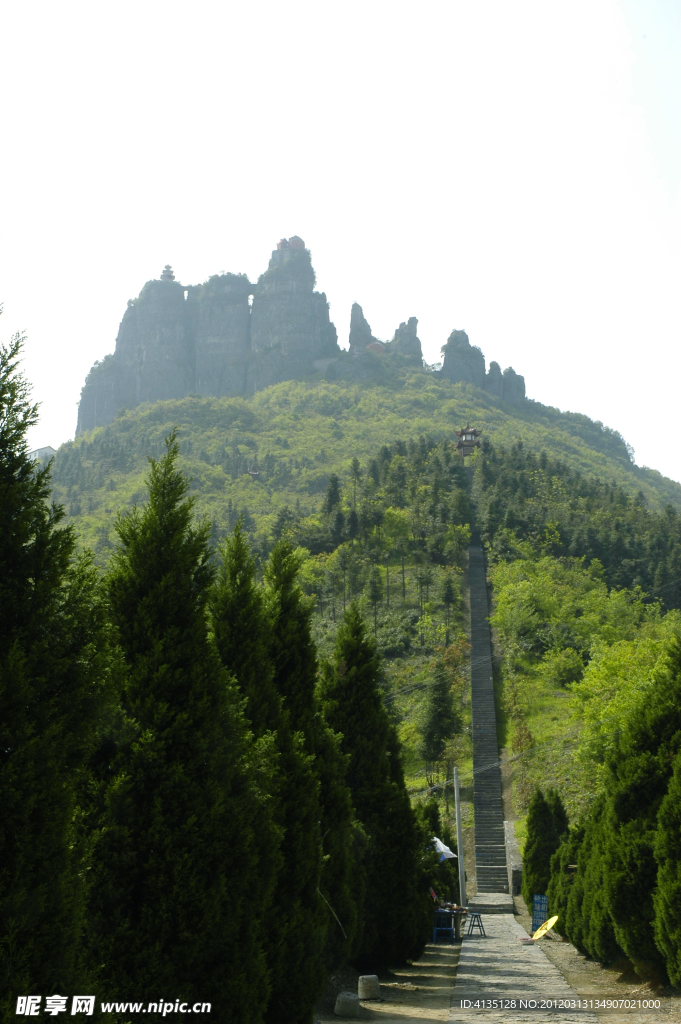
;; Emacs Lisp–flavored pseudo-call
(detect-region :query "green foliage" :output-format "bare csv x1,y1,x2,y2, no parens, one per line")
0,336,113,1019
419,661,460,765
546,788,569,842
654,747,681,985
213,528,361,1003
475,439,681,609
599,637,681,979
490,553,664,815
570,615,681,787
53,375,681,566
323,473,342,515
210,519,280,736
567,801,621,963
491,557,651,663
319,605,430,968
413,799,459,904
522,789,562,910
547,824,583,939
548,634,681,978
263,541,348,1020
87,436,279,1023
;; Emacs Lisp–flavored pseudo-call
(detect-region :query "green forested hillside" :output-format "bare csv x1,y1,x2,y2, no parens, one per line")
466,437,681,984
51,372,681,562
16,344,681,995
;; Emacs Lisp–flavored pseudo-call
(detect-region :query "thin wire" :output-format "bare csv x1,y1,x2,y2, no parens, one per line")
409,730,580,798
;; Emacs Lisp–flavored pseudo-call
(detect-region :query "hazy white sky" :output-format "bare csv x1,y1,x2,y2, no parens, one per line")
1,0,680,480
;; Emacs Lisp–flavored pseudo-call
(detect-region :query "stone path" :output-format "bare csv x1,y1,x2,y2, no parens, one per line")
449,914,600,1023
468,540,508,894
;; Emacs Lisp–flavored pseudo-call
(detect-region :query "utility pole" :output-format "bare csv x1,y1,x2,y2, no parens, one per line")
454,766,467,907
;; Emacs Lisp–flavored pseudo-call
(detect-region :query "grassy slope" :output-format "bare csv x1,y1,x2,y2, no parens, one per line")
52,371,681,559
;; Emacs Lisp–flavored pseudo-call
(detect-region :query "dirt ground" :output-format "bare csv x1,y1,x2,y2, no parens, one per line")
319,925,679,1023
317,944,460,1024
512,895,680,1022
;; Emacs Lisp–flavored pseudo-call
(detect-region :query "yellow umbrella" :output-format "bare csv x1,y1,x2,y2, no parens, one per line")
533,915,559,940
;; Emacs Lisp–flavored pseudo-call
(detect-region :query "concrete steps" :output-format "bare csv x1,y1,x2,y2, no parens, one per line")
467,542,509,896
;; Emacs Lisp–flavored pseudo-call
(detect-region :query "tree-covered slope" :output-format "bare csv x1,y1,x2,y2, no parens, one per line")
51,371,681,558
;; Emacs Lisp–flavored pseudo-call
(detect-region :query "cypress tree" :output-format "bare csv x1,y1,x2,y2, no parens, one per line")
87,435,278,1023
521,789,557,911
0,336,111,1018
210,518,279,736
213,534,359,1018
600,635,681,979
264,542,359,1002
546,788,569,844
568,802,621,963
547,824,584,939
654,747,681,985
320,603,429,968
413,799,459,904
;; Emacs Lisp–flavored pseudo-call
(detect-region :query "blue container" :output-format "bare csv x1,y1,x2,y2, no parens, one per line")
433,909,454,944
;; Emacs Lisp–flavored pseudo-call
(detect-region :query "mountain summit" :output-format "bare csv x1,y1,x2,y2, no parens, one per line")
76,238,526,434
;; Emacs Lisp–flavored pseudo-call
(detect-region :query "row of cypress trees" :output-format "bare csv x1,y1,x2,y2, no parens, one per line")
521,788,569,912
547,636,681,985
0,338,432,1024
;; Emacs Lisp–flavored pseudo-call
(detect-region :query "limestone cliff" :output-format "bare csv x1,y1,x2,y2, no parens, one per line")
249,240,339,390
348,303,378,352
76,239,527,435
390,317,422,361
77,277,194,434
441,330,525,406
194,273,253,398
441,330,486,388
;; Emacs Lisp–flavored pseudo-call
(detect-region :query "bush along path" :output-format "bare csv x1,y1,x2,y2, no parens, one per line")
467,532,511,905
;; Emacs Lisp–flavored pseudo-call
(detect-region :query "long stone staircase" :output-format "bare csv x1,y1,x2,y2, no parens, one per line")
468,541,509,896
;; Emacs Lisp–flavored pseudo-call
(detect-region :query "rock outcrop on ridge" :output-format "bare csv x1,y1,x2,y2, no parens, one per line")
441,329,526,404
76,238,526,435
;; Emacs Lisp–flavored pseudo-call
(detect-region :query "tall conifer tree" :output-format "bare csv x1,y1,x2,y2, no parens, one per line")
212,535,359,1018
267,541,363,964
87,435,278,1024
320,603,429,968
419,661,460,765
0,337,111,1019
522,789,557,910
211,519,279,736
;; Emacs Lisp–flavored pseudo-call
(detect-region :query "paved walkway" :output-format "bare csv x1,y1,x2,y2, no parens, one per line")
449,914,600,1024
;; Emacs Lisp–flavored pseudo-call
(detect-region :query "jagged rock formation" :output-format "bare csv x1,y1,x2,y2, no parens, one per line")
348,303,378,352
441,329,486,388
76,240,527,435
441,330,525,406
348,308,423,363
390,317,422,361
249,239,339,389
77,238,340,434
